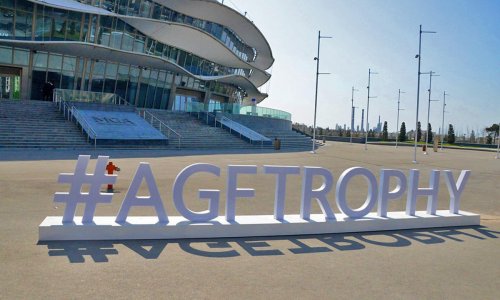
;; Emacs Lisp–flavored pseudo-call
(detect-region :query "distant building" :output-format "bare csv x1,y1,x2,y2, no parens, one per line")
376,115,382,133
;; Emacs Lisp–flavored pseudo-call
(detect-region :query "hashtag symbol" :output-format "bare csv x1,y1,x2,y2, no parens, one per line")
54,155,117,223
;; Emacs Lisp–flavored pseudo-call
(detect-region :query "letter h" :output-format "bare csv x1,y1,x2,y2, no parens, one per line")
406,169,440,216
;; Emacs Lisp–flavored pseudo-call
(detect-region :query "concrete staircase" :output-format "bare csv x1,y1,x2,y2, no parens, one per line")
0,100,91,149
0,100,314,151
145,110,271,150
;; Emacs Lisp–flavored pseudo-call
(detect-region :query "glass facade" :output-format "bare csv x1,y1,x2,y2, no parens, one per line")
0,1,250,78
79,0,256,62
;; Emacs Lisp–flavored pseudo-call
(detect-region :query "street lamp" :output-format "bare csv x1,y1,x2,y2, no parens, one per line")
395,89,405,148
365,69,377,150
496,121,500,159
350,86,359,144
423,71,439,154
441,91,449,151
311,30,332,154
413,25,436,163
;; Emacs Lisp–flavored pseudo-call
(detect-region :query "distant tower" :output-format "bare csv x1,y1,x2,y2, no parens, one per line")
351,107,355,131
361,109,365,132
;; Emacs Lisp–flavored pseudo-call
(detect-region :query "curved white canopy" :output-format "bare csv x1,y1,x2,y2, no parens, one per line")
124,17,271,87
154,0,274,70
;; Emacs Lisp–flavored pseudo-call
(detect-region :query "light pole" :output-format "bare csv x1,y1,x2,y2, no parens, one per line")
440,91,449,151
496,122,500,159
311,30,332,153
413,25,436,163
395,89,405,148
423,71,439,154
350,86,359,144
365,68,378,150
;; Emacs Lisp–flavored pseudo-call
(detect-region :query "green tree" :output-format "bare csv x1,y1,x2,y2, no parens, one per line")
399,122,407,142
382,121,388,141
485,123,499,144
417,121,422,142
448,124,456,144
427,123,433,143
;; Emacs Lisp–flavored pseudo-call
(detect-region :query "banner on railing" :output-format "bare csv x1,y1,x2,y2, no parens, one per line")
76,110,166,140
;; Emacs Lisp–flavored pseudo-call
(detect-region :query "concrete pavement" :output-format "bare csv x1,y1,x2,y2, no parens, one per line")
0,143,499,299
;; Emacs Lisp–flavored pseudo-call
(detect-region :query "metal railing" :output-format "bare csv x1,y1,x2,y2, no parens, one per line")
70,106,98,148
239,105,292,120
58,101,97,148
191,111,269,147
137,109,182,149
53,89,130,106
218,115,271,143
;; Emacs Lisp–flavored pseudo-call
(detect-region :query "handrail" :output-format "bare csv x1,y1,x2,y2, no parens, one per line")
70,105,98,149
218,115,271,142
53,89,132,107
57,101,98,148
137,109,182,149
117,96,132,106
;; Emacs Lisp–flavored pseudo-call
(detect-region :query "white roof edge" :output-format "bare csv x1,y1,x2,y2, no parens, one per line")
153,0,275,70
122,17,271,87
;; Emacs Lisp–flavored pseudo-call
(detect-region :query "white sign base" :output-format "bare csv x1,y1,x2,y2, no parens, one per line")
39,210,480,241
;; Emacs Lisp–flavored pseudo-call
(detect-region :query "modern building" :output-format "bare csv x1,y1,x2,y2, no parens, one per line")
0,0,274,112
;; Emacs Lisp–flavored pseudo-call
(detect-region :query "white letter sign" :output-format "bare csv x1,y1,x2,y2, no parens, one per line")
300,167,335,220
264,165,301,220
173,163,221,222
225,165,258,222
115,163,168,223
336,167,378,219
39,156,480,241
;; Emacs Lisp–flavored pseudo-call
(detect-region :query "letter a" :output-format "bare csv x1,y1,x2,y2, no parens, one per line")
115,163,168,223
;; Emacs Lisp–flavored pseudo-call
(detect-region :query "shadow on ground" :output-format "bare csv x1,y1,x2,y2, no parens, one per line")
38,225,499,263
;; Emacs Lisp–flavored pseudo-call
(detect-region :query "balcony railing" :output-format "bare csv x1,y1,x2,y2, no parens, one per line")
53,89,130,106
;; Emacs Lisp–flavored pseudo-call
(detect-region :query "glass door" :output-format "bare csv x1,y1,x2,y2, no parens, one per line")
0,66,22,100
0,75,20,100
173,94,201,112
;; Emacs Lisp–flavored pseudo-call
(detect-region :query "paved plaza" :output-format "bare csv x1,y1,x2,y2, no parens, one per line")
0,143,499,299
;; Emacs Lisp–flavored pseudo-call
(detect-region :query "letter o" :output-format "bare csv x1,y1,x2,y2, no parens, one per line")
336,167,378,219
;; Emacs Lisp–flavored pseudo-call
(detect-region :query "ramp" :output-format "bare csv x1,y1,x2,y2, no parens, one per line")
75,110,167,145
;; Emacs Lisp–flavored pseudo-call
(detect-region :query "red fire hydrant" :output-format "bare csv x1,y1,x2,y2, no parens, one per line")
106,161,120,192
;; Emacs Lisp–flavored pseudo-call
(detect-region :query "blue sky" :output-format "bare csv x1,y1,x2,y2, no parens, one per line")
228,0,499,135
